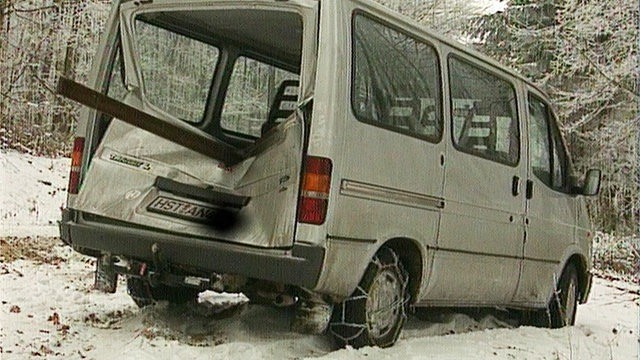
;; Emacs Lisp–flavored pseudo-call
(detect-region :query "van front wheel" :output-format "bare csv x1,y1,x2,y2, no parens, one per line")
548,263,579,328
329,247,409,348
524,263,580,328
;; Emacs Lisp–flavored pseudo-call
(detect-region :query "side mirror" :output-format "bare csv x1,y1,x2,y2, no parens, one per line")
582,169,601,196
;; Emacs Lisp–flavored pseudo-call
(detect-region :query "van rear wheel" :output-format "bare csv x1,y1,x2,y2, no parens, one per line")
329,247,409,348
126,277,199,308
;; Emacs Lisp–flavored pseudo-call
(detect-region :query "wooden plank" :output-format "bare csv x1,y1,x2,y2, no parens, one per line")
57,77,244,166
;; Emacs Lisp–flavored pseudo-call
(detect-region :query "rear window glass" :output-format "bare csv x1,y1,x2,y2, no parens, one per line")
135,19,219,123
221,57,298,138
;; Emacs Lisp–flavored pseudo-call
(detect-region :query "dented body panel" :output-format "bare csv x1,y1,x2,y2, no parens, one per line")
75,117,303,248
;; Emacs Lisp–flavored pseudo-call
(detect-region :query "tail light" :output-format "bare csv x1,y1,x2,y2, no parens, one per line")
68,137,85,195
297,156,332,225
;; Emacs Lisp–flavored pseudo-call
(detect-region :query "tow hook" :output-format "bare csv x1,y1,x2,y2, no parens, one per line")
99,245,216,291
149,243,168,286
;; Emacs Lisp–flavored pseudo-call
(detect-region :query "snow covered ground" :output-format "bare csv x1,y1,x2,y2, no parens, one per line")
1,149,639,359
1,151,69,237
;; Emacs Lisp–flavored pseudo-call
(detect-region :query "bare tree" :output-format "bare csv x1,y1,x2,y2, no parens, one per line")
465,0,638,233
2,0,635,233
0,0,111,155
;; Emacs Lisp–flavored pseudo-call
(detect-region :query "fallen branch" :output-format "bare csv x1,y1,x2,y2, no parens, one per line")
594,273,640,296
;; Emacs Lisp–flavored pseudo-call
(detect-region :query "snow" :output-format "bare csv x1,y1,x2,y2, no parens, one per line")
1,253,637,359
466,0,508,16
1,149,639,359
1,151,69,237
429,0,508,17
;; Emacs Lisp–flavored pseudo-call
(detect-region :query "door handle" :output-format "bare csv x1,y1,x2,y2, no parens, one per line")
512,176,520,196
526,180,534,200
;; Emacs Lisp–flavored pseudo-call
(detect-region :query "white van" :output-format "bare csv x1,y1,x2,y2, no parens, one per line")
58,0,601,348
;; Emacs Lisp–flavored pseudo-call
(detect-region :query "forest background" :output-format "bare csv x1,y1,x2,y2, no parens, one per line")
0,0,637,239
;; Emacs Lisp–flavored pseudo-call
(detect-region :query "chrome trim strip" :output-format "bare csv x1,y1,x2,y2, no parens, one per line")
327,235,377,244
428,245,560,264
340,180,445,210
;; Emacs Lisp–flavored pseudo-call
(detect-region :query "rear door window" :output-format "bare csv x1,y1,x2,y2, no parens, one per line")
135,19,220,123
221,57,298,138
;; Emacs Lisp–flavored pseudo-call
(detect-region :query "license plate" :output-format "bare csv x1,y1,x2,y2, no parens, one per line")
147,196,218,223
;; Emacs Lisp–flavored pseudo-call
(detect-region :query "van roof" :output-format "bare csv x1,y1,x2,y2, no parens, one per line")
117,0,549,100
349,0,549,97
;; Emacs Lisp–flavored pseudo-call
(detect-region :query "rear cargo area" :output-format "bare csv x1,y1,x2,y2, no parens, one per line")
68,2,317,249
76,118,303,248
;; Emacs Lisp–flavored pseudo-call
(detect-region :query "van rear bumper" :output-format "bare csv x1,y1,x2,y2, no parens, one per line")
59,209,324,288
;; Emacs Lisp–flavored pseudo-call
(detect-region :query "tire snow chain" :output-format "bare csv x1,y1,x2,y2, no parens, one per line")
329,249,410,343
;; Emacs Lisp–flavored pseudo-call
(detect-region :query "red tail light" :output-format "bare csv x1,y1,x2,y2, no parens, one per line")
68,137,85,195
297,156,332,225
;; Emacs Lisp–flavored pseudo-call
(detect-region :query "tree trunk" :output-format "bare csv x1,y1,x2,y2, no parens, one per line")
55,1,83,135
0,0,11,119
0,0,9,34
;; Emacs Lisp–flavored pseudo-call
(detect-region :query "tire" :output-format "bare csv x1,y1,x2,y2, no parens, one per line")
126,277,200,308
548,263,579,328
521,263,579,328
329,247,409,349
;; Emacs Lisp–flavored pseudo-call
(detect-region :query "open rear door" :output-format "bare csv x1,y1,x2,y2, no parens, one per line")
59,1,318,249
60,78,304,249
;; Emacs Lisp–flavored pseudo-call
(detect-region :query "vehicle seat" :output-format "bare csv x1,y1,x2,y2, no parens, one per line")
388,97,419,131
459,101,495,154
261,80,299,135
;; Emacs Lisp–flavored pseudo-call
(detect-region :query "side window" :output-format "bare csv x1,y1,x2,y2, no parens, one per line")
107,44,127,101
528,94,568,191
221,57,298,138
352,14,442,142
449,56,520,166
528,96,552,185
551,126,567,189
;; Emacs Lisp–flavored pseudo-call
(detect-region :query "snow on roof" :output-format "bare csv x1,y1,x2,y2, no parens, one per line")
422,0,508,17
467,0,509,16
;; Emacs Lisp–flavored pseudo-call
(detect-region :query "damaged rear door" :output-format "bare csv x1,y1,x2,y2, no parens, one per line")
60,0,318,249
